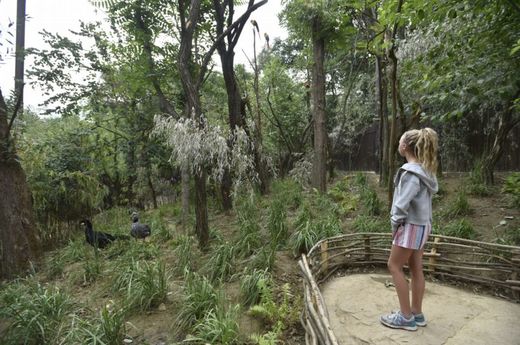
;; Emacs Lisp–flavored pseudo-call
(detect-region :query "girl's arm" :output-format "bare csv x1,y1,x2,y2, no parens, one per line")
391,172,420,231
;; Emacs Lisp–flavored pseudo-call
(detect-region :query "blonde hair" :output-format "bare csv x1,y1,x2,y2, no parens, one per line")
402,128,439,176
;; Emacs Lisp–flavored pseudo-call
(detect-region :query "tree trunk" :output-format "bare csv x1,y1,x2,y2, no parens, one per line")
482,105,519,185
0,90,41,279
311,16,327,193
387,39,399,205
14,0,25,114
194,171,209,249
376,55,389,186
181,166,190,232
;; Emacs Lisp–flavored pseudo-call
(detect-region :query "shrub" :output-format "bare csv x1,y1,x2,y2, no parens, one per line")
172,235,196,274
467,162,491,196
361,188,383,216
270,178,303,210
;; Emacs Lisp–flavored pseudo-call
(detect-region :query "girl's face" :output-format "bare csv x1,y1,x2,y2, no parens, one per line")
398,135,407,157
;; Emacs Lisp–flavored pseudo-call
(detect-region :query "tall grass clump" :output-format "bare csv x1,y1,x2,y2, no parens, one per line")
175,271,221,332
446,190,472,217
240,268,270,307
191,304,240,345
352,215,388,233
1,282,73,345
249,246,277,272
62,304,128,345
206,242,236,282
172,235,196,274
503,172,520,207
149,213,174,242
361,188,383,216
467,162,491,196
289,205,317,256
235,218,262,258
61,238,86,263
111,259,168,311
328,177,359,216
267,198,288,248
439,219,476,239
82,251,102,284
270,178,303,210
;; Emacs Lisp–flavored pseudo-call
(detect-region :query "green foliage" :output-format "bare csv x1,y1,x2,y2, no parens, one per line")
172,235,197,274
328,177,359,215
446,190,472,218
0,283,73,345
206,242,236,283
289,197,343,256
191,304,240,345
352,215,388,233
240,268,270,307
268,198,289,248
250,246,277,272
270,179,303,210
111,259,168,311
467,162,491,196
249,282,296,340
96,303,127,345
82,251,102,284
503,172,520,208
175,271,221,332
361,188,383,216
439,219,476,239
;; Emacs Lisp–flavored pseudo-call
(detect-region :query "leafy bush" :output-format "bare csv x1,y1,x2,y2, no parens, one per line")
439,219,476,239
503,172,520,207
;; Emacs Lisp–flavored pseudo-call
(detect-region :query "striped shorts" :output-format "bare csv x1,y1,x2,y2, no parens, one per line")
392,223,431,250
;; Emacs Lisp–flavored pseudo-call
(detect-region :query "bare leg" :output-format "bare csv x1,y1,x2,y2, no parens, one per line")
408,249,425,314
387,245,414,317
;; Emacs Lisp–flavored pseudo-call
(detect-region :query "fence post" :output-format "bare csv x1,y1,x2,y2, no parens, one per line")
364,235,371,262
321,241,329,274
428,237,441,272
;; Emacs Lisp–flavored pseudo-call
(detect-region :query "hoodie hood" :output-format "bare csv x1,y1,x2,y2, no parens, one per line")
398,163,438,194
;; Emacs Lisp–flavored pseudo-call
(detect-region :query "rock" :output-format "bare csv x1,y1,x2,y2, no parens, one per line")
499,220,507,226
505,216,514,220
158,303,167,311
123,339,133,344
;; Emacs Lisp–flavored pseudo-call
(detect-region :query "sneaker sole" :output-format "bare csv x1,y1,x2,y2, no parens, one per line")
380,318,418,331
415,321,427,327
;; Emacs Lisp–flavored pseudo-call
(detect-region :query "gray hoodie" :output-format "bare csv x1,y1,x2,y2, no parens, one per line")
390,163,438,232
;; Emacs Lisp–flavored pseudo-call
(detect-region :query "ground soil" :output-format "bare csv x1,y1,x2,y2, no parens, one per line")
322,273,520,345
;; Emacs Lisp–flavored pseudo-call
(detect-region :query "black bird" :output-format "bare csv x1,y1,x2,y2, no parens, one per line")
131,212,151,240
79,219,116,249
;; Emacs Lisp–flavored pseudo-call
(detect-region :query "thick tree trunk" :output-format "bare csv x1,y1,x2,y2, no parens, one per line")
387,42,399,205
482,106,519,185
311,16,327,193
0,90,41,278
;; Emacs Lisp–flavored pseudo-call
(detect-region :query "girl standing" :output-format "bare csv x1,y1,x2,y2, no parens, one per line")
380,128,439,331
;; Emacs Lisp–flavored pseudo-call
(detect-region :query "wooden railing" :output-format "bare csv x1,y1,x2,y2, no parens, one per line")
298,233,520,345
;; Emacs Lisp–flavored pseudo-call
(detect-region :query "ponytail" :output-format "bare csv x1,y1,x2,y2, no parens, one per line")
402,128,439,176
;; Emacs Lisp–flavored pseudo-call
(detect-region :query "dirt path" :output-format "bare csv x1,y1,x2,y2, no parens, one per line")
322,274,520,345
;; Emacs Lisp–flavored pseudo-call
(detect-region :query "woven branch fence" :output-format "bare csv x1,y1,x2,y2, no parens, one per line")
298,233,520,345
